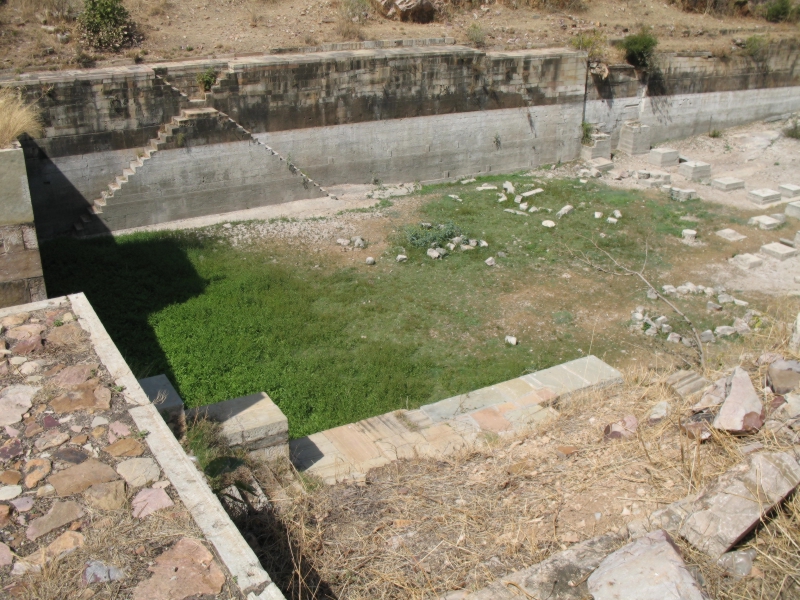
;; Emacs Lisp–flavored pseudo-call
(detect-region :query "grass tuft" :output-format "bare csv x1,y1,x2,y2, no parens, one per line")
0,87,42,148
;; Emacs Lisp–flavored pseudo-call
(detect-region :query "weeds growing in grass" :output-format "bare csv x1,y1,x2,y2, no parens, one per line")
0,87,42,148
743,35,769,60
403,221,465,248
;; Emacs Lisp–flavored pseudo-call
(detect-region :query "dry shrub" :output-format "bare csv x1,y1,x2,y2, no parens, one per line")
10,0,76,21
0,87,42,149
336,0,370,40
252,301,800,599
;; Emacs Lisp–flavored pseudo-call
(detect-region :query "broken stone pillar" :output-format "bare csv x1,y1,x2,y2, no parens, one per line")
0,145,46,308
188,392,289,461
580,133,611,160
617,121,651,156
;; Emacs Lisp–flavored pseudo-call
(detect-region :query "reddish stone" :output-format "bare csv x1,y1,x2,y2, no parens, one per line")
6,324,46,340
50,381,103,414
132,487,174,518
45,324,84,348
26,500,84,541
42,415,59,429
11,336,43,355
24,422,43,438
48,458,119,496
0,438,23,461
132,538,225,600
50,364,97,389
0,504,10,527
604,415,639,440
0,470,21,485
104,438,144,458
23,458,51,488
53,447,88,465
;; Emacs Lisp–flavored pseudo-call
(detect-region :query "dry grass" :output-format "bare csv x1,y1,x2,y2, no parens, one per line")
249,304,800,599
0,87,42,149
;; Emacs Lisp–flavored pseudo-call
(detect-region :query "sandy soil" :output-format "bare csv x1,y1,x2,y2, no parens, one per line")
0,0,796,73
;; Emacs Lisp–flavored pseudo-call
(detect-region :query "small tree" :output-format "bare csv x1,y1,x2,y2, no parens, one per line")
79,0,135,51
620,30,658,70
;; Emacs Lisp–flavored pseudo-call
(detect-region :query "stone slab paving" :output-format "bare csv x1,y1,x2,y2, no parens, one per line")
290,356,623,484
761,242,798,260
712,177,745,192
780,183,800,199
748,188,782,205
716,228,747,242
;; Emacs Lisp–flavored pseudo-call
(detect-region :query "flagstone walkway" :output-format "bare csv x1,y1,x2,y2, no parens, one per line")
290,356,623,484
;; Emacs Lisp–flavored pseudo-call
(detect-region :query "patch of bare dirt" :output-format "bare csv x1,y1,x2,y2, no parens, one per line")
0,0,797,74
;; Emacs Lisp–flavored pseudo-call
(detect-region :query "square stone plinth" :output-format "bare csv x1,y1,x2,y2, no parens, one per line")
716,228,746,242
712,177,745,192
761,242,798,261
188,392,288,454
748,215,781,230
785,201,800,219
138,374,185,437
670,187,696,201
780,184,800,199
678,161,711,181
648,148,679,167
731,253,763,270
748,189,782,205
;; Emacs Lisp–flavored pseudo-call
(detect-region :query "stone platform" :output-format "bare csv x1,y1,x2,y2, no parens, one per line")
290,356,622,484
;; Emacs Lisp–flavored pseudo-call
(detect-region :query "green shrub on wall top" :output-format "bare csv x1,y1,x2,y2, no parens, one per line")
620,30,658,70
79,0,135,50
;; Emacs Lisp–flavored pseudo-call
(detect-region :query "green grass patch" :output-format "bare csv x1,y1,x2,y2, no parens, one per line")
42,172,730,438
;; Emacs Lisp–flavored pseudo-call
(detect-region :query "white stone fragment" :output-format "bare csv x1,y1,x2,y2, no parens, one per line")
712,177,745,192
761,242,798,261
607,217,618,224
594,212,603,219
396,255,407,262
505,336,518,346
485,257,496,266
748,215,780,230
731,254,763,270
503,181,515,194
521,188,544,197
556,205,573,218
541,220,555,228
748,188,781,205
716,228,746,242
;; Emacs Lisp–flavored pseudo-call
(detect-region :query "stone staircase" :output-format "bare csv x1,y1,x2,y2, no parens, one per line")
73,74,330,237
290,356,623,485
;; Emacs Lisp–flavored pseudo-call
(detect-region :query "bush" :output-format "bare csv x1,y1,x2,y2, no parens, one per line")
763,0,800,22
196,68,217,92
581,121,594,145
743,35,768,60
466,22,486,47
336,0,370,41
570,29,606,60
785,120,800,140
620,30,658,69
404,222,465,249
708,129,722,138
0,87,42,149
78,0,135,50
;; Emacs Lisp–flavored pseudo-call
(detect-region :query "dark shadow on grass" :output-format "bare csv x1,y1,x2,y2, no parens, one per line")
39,233,207,380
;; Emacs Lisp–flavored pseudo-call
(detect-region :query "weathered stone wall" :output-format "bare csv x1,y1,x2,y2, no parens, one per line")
0,147,46,307
585,41,800,145
1,41,799,238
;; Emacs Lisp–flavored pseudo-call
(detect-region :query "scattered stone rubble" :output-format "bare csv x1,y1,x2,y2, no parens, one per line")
464,359,800,600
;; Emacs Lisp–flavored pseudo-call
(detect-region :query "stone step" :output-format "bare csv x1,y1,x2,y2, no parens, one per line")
666,370,709,398
291,356,622,484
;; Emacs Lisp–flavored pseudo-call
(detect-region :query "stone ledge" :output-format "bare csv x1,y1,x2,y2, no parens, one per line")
66,292,284,600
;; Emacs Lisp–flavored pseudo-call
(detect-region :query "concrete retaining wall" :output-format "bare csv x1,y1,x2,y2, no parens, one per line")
2,40,799,237
0,147,46,307
98,140,325,231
